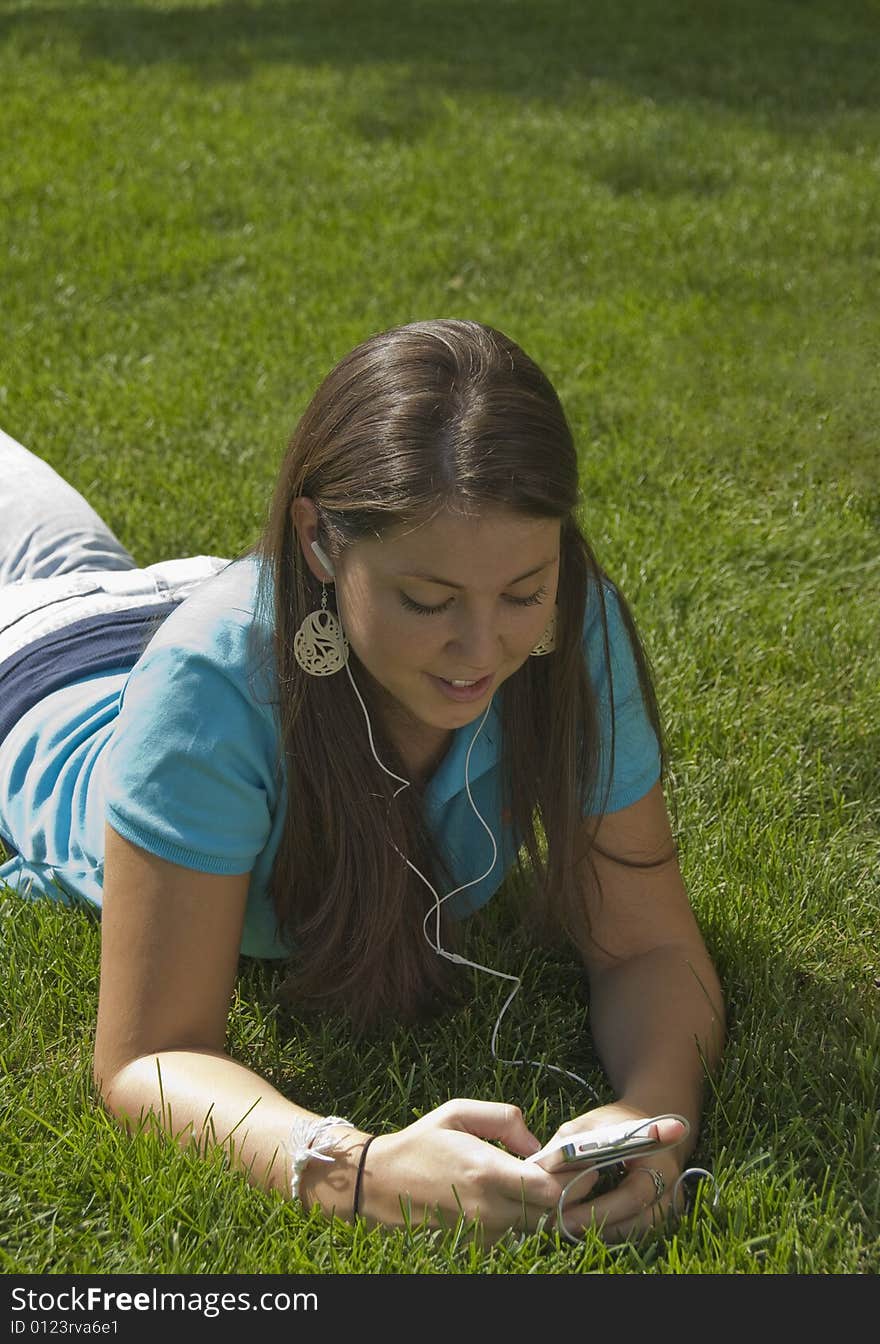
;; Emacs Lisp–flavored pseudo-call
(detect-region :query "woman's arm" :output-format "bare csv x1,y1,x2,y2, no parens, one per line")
94,823,368,1201
544,780,726,1241
94,823,575,1239
584,779,725,1131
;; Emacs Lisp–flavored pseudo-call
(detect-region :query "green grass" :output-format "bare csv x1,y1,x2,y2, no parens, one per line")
1,0,878,1276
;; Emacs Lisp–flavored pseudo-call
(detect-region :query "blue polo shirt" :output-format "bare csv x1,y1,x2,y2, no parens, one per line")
0,556,660,958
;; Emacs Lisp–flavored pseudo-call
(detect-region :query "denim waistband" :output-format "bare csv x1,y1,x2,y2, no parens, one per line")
0,601,183,750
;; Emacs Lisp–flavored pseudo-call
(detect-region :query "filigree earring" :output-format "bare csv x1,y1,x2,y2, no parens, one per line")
293,582,349,676
529,606,557,656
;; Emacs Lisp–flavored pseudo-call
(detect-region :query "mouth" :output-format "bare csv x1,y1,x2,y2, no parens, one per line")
427,672,494,702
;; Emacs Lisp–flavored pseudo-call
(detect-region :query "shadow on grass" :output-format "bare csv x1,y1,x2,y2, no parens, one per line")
3,0,879,122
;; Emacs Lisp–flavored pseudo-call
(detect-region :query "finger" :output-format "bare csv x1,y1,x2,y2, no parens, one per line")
595,1199,665,1245
626,1164,667,1207
553,1189,617,1242
586,1164,690,1244
431,1099,541,1157
611,1116,687,1148
560,1165,664,1239
653,1116,688,1146
554,1164,601,1205
561,1189,667,1245
599,1181,690,1244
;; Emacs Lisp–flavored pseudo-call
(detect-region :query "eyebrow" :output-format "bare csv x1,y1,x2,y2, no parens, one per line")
399,559,557,590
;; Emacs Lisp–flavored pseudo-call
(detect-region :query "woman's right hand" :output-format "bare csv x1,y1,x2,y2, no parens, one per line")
309,1099,602,1242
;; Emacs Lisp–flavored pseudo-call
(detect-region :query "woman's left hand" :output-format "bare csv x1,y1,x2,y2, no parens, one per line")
537,1102,690,1244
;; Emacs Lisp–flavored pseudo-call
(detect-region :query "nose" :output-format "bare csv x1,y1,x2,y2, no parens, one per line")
444,612,504,672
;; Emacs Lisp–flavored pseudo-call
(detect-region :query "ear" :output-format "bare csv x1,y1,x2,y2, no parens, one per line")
290,496,334,582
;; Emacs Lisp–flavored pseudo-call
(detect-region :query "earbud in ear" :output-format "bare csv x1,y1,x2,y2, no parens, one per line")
310,540,335,578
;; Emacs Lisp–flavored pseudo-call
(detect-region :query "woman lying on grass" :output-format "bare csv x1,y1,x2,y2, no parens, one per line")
0,318,724,1244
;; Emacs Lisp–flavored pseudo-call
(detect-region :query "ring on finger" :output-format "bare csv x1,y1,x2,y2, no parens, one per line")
640,1166,665,1206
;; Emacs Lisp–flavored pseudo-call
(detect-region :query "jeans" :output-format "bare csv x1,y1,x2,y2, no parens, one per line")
0,426,138,585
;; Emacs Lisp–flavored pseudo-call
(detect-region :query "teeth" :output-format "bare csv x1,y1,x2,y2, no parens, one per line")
449,679,476,686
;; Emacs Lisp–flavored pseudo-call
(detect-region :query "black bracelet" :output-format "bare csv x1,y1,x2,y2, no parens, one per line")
352,1134,376,1222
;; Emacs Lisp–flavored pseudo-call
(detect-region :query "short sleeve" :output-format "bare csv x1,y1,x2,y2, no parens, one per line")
102,643,276,875
582,580,661,814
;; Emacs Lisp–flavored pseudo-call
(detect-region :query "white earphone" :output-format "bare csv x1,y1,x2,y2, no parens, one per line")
311,540,335,578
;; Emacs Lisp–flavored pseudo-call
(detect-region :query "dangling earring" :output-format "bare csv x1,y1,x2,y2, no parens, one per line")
529,605,557,656
293,581,350,676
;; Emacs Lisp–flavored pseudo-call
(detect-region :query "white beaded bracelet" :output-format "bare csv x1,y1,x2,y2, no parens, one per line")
286,1113,357,1203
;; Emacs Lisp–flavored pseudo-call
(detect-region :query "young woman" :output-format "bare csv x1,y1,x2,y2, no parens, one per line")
0,318,724,1245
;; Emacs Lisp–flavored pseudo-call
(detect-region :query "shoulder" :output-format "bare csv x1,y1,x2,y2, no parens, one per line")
125,554,276,708
146,553,268,661
108,553,279,776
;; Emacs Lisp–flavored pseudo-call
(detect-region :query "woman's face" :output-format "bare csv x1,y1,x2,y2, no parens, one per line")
294,499,561,746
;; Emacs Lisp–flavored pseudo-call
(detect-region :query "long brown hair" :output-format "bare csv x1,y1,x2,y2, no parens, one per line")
248,319,665,1027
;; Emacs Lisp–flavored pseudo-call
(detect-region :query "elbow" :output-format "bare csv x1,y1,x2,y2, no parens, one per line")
92,1051,173,1139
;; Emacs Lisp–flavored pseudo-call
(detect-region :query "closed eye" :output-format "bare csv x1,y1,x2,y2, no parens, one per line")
399,585,549,616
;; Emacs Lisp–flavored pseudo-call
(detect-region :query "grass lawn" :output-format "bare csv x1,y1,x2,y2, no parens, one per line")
1,0,878,1276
